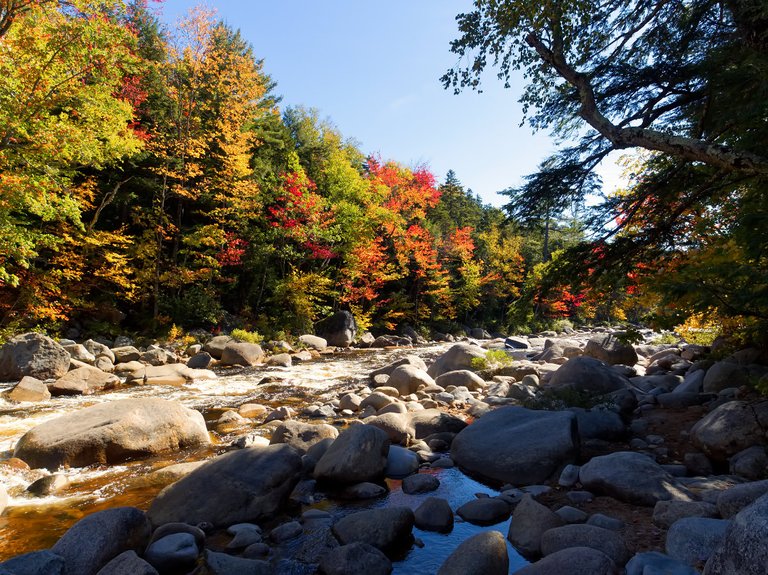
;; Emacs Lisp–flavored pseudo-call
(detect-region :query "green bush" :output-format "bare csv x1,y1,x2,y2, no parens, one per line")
471,349,514,371
231,328,263,344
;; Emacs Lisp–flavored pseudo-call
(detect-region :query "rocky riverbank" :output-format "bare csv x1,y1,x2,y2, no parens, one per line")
1,326,768,574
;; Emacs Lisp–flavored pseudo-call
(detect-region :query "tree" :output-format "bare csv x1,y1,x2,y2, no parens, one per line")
443,0,768,331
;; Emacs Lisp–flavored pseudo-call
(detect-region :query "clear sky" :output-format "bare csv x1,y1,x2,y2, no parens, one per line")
157,1,619,207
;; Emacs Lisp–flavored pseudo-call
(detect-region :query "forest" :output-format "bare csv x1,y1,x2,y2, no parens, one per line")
0,0,766,346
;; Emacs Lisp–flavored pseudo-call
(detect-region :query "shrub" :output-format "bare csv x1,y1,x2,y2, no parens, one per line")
231,328,263,344
471,348,514,371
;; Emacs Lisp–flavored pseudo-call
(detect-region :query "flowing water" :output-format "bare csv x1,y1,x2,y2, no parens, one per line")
0,343,528,570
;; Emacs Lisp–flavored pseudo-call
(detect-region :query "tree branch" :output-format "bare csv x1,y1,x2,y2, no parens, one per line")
525,32,768,175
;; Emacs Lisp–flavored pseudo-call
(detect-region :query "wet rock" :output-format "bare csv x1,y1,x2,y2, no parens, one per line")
435,370,486,391
507,494,565,558
318,542,392,575
625,551,698,575
51,507,151,575
123,363,216,385
148,444,302,527
314,425,390,484
203,550,270,575
144,532,199,573
414,497,453,533
0,550,66,575
515,547,618,575
385,445,419,478
427,343,486,378
579,451,693,506
386,365,435,395
716,479,768,518
332,507,414,552
186,352,212,369
239,403,268,418
691,400,768,462
339,482,387,500
0,333,71,381
95,551,157,575
402,473,440,494
584,334,638,366
26,473,69,496
221,342,264,366
264,405,294,423
666,517,730,565
704,492,768,574
652,500,719,528
149,523,206,548
451,406,578,485
226,523,263,549
8,376,50,402
49,366,120,396
436,530,508,575
548,357,630,395
14,398,210,471
315,311,357,348
270,420,339,454
270,520,303,543
541,524,631,566
456,497,510,525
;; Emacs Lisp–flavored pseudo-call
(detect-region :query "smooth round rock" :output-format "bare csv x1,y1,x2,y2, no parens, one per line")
414,497,454,533
436,530,508,575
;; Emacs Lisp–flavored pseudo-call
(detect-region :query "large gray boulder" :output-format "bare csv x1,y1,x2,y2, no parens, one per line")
437,531,508,575
508,494,565,558
0,550,66,575
691,400,768,462
221,342,264,366
666,517,730,565
14,398,210,471
8,376,51,402
540,524,631,566
332,507,414,552
313,425,390,484
148,444,302,527
318,543,391,575
315,310,357,348
0,333,70,381
202,335,234,359
95,551,157,575
51,507,151,575
702,361,763,393
584,334,638,366
427,343,486,378
386,365,435,395
269,420,339,454
370,355,428,380
407,409,467,438
704,492,768,574
435,370,486,391
579,452,693,507
451,406,579,485
548,357,630,395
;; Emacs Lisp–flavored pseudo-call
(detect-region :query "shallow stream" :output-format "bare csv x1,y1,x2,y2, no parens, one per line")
0,343,528,570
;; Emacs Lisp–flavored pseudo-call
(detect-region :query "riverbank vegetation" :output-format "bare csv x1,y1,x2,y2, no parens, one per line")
0,0,764,348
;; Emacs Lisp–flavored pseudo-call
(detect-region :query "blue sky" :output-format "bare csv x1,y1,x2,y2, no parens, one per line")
158,1,619,206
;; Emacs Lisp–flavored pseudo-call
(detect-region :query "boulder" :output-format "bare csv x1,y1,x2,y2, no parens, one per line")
14,398,210,471
427,343,486,378
652,500,719,528
318,542,392,575
83,340,115,364
315,311,357,348
0,333,70,381
314,425,390,484
269,420,339,454
514,547,618,575
402,473,440,494
48,366,120,396
385,445,419,478
575,410,627,442
386,365,435,395
201,336,234,359
221,342,264,366
51,507,151,575
703,361,754,393
95,551,158,575
123,364,216,385
63,343,96,364
148,444,302,527
456,497,511,525
730,446,768,480
367,413,410,445
625,552,698,575
691,400,768,462
370,355,428,380
0,551,66,575
579,452,693,507
716,479,768,518
451,406,578,485
508,494,565,558
436,531,508,575
299,334,327,351
540,524,631,566
548,357,630,395
203,550,270,575
435,370,486,391
666,517,730,565
584,334,638,366
407,409,467,438
704,492,768,574
414,497,454,533
332,507,414,552
144,533,199,573
186,352,213,369
111,346,141,363
8,376,51,402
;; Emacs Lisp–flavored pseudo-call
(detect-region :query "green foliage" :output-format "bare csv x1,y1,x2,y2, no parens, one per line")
231,328,263,344
650,332,680,345
471,349,514,371
614,327,644,346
